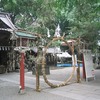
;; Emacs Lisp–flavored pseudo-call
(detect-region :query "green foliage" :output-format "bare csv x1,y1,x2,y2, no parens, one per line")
0,0,100,52
51,40,61,47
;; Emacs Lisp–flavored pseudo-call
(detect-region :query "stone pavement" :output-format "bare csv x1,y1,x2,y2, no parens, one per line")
0,67,100,100
0,80,76,100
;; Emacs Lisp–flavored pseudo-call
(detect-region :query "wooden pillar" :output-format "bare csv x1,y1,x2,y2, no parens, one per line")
36,64,41,92
82,54,86,79
77,67,81,83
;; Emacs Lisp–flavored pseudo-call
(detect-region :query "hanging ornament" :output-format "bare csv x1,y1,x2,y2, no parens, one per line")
2,47,4,50
8,47,10,50
54,24,61,37
47,28,51,38
5,47,7,50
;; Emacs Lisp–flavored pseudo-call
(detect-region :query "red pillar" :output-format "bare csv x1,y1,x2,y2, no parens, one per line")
20,52,25,92
82,54,86,79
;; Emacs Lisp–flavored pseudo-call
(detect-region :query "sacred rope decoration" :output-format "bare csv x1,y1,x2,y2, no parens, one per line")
41,37,76,88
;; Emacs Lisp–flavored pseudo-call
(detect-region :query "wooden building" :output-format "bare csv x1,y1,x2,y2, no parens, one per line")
0,12,36,73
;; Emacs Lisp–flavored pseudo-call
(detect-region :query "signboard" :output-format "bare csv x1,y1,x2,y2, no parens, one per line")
83,50,95,81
